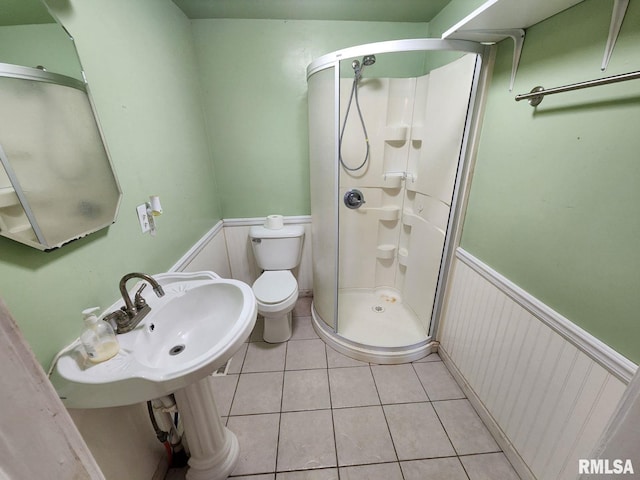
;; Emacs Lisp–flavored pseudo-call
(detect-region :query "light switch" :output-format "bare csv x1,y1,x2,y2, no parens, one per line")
136,204,150,233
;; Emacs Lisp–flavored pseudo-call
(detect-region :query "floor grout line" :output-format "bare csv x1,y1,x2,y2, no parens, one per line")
369,362,405,480
272,338,288,475
324,335,341,479
174,303,519,480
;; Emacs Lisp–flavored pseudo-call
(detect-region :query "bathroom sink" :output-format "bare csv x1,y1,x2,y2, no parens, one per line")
51,271,257,408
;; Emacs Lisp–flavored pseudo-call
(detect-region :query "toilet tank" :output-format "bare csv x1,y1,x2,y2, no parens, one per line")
249,224,305,271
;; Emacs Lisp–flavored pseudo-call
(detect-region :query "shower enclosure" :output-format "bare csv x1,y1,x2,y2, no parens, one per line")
307,39,489,363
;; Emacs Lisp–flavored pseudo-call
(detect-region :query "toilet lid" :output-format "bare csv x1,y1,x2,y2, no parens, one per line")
253,271,297,304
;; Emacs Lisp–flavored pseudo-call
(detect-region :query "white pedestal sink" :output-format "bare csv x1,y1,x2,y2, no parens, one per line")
174,379,239,480
50,271,257,480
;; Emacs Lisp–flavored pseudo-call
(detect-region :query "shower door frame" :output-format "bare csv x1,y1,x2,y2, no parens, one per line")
308,38,493,362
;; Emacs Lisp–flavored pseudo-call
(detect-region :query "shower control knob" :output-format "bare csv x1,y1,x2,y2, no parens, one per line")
344,189,366,209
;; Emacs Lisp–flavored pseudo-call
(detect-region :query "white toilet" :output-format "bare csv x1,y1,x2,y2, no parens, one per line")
249,224,305,343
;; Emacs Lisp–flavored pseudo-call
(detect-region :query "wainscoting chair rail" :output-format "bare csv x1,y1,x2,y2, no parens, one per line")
455,248,637,383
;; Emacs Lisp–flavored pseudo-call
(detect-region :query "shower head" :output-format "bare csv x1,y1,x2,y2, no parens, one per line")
351,55,375,79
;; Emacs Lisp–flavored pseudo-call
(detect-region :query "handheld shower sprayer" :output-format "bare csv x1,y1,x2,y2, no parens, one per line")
351,55,375,79
340,54,377,172
351,59,362,78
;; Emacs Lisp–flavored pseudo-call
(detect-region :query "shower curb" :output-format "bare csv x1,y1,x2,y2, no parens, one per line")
310,304,436,364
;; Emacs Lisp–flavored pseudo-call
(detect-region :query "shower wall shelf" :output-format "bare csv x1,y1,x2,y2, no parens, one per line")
402,211,421,228
383,125,409,141
382,176,403,188
397,248,409,267
410,126,428,141
376,244,396,260
359,205,401,221
382,172,416,182
381,171,417,189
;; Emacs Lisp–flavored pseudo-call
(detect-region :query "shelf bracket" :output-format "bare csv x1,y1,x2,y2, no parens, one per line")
601,0,629,71
452,29,525,91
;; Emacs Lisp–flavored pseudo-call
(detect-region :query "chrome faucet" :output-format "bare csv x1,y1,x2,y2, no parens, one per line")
109,272,165,334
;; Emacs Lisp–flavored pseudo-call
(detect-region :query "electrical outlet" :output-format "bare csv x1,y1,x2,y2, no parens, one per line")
136,204,150,233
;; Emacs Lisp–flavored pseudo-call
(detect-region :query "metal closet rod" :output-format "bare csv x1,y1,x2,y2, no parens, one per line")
515,70,640,106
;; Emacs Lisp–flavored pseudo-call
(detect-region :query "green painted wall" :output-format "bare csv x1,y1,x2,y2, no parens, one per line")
2,4,430,368
191,19,429,218
0,23,83,79
0,0,220,367
461,0,640,364
0,0,53,26
4,0,636,369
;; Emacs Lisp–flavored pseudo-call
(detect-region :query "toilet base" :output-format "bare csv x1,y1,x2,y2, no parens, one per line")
263,311,293,343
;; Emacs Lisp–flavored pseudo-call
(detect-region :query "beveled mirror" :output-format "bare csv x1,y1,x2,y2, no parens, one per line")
0,0,122,251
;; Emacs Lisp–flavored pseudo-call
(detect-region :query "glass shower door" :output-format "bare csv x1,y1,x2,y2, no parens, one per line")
308,66,339,331
335,52,478,348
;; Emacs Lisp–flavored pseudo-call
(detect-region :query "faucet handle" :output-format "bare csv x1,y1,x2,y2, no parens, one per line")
134,284,148,310
105,310,129,332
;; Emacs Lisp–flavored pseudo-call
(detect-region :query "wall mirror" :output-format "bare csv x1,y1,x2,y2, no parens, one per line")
0,0,122,251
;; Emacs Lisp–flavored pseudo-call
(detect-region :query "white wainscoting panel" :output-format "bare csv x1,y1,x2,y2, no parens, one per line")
223,225,257,286
439,251,632,480
180,224,231,277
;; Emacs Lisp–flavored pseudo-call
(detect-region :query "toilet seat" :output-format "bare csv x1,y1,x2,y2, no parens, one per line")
253,270,297,305
253,272,297,343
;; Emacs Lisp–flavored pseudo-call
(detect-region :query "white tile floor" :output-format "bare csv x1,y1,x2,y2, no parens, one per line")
165,297,521,480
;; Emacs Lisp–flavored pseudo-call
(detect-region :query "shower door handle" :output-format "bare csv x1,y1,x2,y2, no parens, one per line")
344,189,366,209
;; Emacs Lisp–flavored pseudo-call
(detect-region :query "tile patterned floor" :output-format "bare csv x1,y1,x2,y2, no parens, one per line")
166,297,521,480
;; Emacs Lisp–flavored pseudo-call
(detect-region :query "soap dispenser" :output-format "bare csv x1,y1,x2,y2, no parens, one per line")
80,307,120,363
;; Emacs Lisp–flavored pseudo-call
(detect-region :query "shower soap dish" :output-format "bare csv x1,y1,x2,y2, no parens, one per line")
376,244,396,259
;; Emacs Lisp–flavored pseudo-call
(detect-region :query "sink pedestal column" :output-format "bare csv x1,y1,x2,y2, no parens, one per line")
174,376,239,480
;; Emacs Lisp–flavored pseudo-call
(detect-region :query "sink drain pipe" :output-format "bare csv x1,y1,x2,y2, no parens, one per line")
147,396,189,468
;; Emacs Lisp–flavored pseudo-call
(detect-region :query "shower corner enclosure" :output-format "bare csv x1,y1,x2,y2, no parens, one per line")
307,39,490,364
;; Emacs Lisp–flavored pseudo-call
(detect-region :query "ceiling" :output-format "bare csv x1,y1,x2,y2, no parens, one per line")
0,0,54,26
172,0,452,23
0,0,452,27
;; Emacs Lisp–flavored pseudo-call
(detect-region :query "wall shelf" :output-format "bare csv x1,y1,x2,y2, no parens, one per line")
441,0,628,88
441,0,584,91
442,0,584,40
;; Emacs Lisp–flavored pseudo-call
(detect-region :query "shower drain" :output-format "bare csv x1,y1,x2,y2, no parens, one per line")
372,305,385,313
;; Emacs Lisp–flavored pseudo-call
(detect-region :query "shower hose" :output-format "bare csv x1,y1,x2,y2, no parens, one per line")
339,77,370,172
